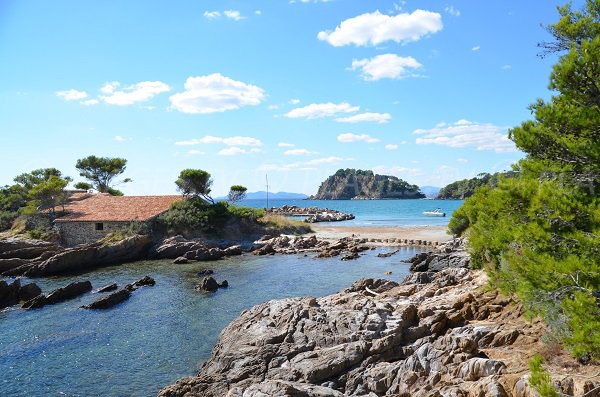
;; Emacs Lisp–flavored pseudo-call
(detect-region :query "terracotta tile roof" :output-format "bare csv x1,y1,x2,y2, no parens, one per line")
55,194,182,222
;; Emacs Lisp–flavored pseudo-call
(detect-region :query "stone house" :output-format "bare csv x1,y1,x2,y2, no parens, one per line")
55,194,181,246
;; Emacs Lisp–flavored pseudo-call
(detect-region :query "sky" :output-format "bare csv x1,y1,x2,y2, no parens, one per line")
0,0,580,196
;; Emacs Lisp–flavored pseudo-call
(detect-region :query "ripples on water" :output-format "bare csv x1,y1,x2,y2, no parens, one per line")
0,247,425,396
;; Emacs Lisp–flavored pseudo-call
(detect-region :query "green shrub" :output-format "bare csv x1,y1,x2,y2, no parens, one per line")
0,211,18,231
529,354,560,397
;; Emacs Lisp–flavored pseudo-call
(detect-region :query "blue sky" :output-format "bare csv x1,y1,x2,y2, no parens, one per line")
0,0,578,195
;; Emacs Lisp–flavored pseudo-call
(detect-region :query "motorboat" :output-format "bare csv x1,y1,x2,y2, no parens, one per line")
422,208,446,217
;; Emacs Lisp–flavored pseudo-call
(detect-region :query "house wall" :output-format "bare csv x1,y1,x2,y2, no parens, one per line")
57,221,139,246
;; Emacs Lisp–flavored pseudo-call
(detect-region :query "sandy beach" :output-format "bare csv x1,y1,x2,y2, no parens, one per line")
310,224,452,244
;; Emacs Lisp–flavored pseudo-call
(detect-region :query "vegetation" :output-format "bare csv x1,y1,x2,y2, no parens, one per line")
227,185,247,204
437,172,516,199
529,355,560,397
175,169,214,203
99,221,151,244
449,0,600,361
75,155,131,195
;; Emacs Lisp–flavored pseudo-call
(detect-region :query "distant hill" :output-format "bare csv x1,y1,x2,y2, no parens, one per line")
419,186,441,199
437,172,517,199
310,169,425,200
244,191,308,200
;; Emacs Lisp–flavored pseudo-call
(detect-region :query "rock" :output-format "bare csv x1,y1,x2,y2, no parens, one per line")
377,250,399,258
223,245,243,256
18,282,42,301
83,289,131,309
22,280,92,309
185,248,224,261
196,276,220,292
150,236,208,259
125,276,155,291
219,280,228,288
173,256,189,264
0,278,21,308
4,235,153,277
266,205,355,223
97,283,118,293
197,269,214,276
341,252,359,261
408,238,470,272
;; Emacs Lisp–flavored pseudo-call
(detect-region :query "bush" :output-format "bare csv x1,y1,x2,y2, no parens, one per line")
529,354,560,397
0,211,18,231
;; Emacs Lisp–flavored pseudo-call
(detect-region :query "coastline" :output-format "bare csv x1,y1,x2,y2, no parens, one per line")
310,224,451,244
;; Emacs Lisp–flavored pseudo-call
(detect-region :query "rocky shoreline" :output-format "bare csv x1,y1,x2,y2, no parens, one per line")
267,205,355,223
158,240,600,397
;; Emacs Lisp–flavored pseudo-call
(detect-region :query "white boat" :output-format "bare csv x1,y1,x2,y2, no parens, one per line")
422,208,446,217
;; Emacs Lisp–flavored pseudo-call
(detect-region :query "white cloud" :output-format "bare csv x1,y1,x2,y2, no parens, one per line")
278,142,295,148
80,99,99,106
472,45,480,51
218,147,246,156
317,9,442,47
267,104,279,110
289,98,301,105
284,148,313,156
255,10,262,15
306,156,348,165
457,158,468,163
187,149,204,156
169,74,265,114
373,165,424,178
56,89,88,101
175,135,262,147
385,144,398,150
285,102,359,119
337,133,380,143
99,81,170,106
203,11,221,19
414,119,517,152
351,54,422,81
445,6,460,17
501,64,512,70
224,10,244,21
114,135,125,142
335,112,391,124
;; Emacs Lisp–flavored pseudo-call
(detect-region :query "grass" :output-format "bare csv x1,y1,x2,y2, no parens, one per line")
258,214,312,235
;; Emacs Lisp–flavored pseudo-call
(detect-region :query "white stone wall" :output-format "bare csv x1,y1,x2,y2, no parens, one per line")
57,221,132,246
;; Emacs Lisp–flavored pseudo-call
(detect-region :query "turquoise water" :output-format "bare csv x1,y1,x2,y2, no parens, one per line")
0,247,424,397
240,199,463,226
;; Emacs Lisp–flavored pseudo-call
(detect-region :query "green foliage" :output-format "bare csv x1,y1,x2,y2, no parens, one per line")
158,199,229,235
0,211,18,231
529,355,560,397
227,204,265,219
100,221,151,244
438,172,516,200
227,185,248,204
75,155,130,194
450,0,600,360
175,169,213,203
74,182,92,190
27,175,69,216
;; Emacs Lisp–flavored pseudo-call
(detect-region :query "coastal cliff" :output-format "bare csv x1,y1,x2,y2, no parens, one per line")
311,169,425,200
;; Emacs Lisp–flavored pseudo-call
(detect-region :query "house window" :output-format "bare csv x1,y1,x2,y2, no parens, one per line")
95,223,104,231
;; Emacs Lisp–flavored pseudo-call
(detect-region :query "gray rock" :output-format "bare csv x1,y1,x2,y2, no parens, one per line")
97,283,118,293
22,280,92,309
83,289,131,309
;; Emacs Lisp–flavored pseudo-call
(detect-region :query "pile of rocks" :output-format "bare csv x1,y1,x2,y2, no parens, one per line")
252,235,370,260
267,205,355,223
407,237,470,272
82,276,155,310
150,236,244,264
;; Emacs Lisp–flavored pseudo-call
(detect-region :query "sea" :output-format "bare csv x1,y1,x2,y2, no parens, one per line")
0,199,463,396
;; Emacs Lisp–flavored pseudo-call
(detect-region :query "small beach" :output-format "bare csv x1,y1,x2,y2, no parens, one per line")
310,224,451,243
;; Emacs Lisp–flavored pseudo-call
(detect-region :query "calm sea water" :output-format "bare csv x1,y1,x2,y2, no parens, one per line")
240,199,463,227
0,247,425,397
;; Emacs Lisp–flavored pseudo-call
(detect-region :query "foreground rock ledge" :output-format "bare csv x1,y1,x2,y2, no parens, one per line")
158,268,599,397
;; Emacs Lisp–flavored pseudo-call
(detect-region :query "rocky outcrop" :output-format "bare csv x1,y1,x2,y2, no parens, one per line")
310,169,425,200
22,280,92,309
97,283,118,293
267,205,355,223
0,278,42,309
252,235,370,260
196,276,228,292
0,238,63,273
3,235,152,278
84,276,155,309
152,236,244,262
158,267,599,397
408,238,470,272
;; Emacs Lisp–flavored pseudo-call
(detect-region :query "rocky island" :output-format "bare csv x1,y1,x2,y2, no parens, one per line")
310,169,425,200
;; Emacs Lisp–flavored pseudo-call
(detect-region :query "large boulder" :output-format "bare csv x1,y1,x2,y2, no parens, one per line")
195,276,227,292
22,280,92,309
150,236,208,259
0,278,42,309
83,289,131,309
408,237,470,272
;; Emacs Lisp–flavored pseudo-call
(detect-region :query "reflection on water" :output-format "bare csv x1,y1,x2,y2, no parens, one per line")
0,247,424,396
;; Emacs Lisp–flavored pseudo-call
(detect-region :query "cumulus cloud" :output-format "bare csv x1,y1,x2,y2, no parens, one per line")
169,74,265,114
187,149,204,156
337,133,380,143
414,120,516,152
317,9,442,47
351,54,422,81
285,102,359,119
335,112,391,124
284,148,313,156
472,45,480,51
218,147,261,156
114,135,126,142
56,89,88,101
203,11,221,19
80,99,99,106
278,142,295,148
175,135,262,147
99,81,170,106
385,144,398,150
289,98,301,105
